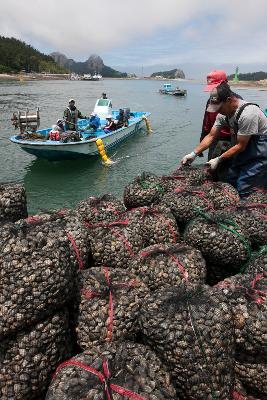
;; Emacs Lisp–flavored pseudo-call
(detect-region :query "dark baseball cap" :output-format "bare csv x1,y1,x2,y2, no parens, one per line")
207,83,233,112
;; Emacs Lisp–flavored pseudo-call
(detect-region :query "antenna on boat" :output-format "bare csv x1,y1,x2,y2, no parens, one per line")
11,108,40,134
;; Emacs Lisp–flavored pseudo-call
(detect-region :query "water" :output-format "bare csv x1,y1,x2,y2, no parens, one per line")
1,79,266,214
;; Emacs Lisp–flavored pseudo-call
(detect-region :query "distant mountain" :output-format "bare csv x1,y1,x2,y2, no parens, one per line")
0,36,67,74
227,71,267,81
150,68,185,79
50,52,127,78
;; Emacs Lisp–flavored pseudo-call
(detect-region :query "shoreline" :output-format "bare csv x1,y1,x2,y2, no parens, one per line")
1,73,267,89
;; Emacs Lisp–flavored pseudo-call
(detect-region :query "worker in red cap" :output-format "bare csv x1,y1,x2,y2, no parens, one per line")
181,82,267,198
198,70,242,180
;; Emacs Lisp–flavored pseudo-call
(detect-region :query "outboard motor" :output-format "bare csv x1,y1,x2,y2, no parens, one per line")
11,108,40,134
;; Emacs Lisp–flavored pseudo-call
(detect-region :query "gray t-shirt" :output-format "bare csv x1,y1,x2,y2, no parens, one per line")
214,100,267,136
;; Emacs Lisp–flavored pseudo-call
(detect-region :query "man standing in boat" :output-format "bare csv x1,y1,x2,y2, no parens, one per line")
63,99,87,131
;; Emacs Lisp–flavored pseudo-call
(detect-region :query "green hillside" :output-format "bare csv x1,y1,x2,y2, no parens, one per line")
228,71,267,81
0,36,67,74
150,68,185,79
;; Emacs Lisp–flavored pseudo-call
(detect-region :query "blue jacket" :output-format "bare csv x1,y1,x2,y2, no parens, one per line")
90,115,101,129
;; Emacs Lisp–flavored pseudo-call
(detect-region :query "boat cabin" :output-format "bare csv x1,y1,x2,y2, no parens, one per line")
93,98,112,119
163,83,172,91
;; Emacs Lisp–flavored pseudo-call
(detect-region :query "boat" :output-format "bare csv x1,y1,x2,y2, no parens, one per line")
159,83,187,96
70,73,81,81
81,73,102,81
9,99,150,161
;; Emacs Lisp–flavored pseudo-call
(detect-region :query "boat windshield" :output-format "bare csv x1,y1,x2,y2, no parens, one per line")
97,99,110,106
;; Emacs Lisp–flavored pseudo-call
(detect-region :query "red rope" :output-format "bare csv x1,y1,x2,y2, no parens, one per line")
109,227,135,257
170,255,189,281
53,359,146,400
174,188,214,210
157,213,177,243
67,233,85,270
103,267,113,341
221,186,239,203
232,391,246,400
81,268,137,341
140,248,188,280
84,218,130,229
26,215,41,223
216,274,266,305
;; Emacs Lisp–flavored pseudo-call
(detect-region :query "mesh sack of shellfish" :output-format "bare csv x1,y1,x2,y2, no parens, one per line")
201,181,240,210
171,164,212,185
75,194,126,224
0,309,72,400
0,218,74,338
159,174,189,193
86,216,144,268
127,205,180,247
246,246,267,275
0,182,28,223
128,243,206,291
214,204,267,250
213,273,266,357
62,209,92,270
76,267,149,349
183,212,252,273
235,354,267,399
139,286,235,400
160,187,214,229
123,172,165,209
245,188,267,205
46,341,177,400
26,209,92,270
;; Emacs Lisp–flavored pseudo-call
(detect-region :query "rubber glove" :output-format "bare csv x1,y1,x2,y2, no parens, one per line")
206,156,221,170
181,151,197,165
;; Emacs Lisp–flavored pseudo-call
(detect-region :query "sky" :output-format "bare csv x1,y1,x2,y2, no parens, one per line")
1,0,267,78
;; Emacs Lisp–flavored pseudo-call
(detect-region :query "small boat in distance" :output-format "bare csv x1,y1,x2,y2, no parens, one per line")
81,73,102,81
159,83,187,97
70,73,81,81
9,100,150,161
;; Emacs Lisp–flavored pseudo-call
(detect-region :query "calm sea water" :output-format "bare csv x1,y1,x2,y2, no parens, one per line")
1,79,266,214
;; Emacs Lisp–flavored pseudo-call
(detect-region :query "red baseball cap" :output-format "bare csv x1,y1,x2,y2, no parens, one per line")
204,70,228,92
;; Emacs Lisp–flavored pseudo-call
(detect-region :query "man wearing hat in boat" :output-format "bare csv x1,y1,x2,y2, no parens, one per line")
63,99,87,131
181,82,267,198
85,112,101,132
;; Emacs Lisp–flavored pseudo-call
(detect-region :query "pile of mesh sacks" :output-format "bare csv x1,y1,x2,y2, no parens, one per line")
0,167,265,400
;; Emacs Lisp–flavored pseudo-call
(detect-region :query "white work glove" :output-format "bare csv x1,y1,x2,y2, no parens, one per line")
206,157,221,170
181,151,197,165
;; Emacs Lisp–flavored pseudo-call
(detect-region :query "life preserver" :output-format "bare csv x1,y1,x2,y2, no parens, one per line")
49,130,60,141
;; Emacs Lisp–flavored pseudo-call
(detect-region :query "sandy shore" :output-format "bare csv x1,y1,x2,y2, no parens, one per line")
1,74,267,89
229,79,267,90
0,73,69,81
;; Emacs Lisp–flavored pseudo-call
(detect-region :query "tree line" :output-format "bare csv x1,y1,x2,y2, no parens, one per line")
228,71,267,81
0,36,67,74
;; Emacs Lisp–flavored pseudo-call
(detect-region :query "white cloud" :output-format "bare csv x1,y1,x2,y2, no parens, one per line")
1,0,267,64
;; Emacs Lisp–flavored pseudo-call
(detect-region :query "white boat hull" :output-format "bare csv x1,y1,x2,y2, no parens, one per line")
10,118,147,161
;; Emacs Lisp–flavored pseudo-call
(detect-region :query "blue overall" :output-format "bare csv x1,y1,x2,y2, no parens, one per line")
227,135,267,198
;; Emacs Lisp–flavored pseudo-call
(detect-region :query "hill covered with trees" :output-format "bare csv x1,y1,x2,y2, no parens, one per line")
0,36,67,74
228,71,267,81
150,68,185,79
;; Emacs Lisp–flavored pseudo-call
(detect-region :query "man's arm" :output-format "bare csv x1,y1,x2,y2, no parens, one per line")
193,126,220,155
220,134,251,160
